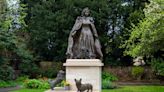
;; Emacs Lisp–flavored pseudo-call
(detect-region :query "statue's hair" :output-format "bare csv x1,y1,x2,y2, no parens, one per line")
81,7,90,16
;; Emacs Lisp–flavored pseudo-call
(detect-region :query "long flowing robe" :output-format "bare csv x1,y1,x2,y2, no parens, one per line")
66,16,103,59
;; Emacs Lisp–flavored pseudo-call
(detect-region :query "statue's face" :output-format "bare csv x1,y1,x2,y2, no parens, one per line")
84,10,90,16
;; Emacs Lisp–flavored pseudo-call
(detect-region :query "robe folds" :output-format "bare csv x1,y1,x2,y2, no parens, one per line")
66,16,103,59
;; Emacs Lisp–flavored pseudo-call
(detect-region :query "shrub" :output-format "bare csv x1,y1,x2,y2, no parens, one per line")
24,79,50,89
40,68,58,78
16,76,29,82
102,80,111,89
0,65,14,81
19,62,40,78
151,58,164,76
24,79,41,88
56,80,65,87
38,80,50,89
16,75,29,84
40,62,63,78
131,66,144,80
102,72,118,81
0,80,17,88
102,79,117,89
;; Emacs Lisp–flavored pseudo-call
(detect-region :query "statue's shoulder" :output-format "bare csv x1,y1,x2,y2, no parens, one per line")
88,17,94,23
89,17,93,20
76,16,83,20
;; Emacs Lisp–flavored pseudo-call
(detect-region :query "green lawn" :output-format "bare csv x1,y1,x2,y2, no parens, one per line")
10,89,46,92
11,86,164,92
103,86,164,92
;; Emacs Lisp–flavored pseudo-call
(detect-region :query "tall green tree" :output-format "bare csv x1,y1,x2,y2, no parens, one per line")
26,0,110,61
104,0,147,66
25,0,149,66
0,0,37,78
123,0,164,58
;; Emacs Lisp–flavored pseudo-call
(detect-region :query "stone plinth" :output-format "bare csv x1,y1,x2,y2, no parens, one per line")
63,59,104,92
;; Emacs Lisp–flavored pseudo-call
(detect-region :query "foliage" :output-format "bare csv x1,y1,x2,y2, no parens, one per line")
24,79,50,89
25,0,110,61
0,30,37,78
151,58,164,76
24,79,41,89
102,80,117,89
102,72,118,82
40,68,58,78
54,80,65,87
102,80,110,89
104,0,147,66
0,80,17,88
0,0,38,78
0,65,14,81
63,80,70,86
123,0,164,58
22,0,148,66
0,0,6,22
131,66,144,80
40,62,62,78
102,72,118,89
16,75,29,84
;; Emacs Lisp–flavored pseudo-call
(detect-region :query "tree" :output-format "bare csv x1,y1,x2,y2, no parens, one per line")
26,0,110,61
0,0,7,26
123,0,164,58
104,0,147,66
0,0,38,78
23,0,150,66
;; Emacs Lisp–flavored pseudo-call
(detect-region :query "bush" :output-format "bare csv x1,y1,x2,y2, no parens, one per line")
131,66,144,80
56,80,65,87
40,68,58,78
24,79,50,89
0,65,15,81
24,79,41,89
151,58,164,76
102,79,117,89
16,76,29,82
16,75,29,84
19,62,40,78
0,80,17,88
38,80,50,89
102,80,111,89
40,62,63,78
102,72,118,82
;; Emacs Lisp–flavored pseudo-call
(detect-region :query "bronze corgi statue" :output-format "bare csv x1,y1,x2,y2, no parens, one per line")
75,78,93,92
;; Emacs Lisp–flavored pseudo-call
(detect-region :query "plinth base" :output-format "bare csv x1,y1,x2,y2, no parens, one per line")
63,59,104,92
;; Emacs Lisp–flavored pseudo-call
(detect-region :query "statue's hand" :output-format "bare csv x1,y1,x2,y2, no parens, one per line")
66,51,73,59
94,34,98,38
71,30,76,37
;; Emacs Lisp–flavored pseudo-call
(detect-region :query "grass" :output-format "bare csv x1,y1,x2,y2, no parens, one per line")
10,89,46,92
103,86,164,92
10,86,164,92
0,80,18,88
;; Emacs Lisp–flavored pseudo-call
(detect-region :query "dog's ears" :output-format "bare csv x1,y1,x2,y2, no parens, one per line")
80,78,82,82
74,79,77,82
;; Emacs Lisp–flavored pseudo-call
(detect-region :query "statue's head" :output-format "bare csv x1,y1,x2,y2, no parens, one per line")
75,78,82,86
82,7,90,17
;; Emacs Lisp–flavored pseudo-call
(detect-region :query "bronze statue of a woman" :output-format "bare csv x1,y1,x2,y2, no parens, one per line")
66,7,103,59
